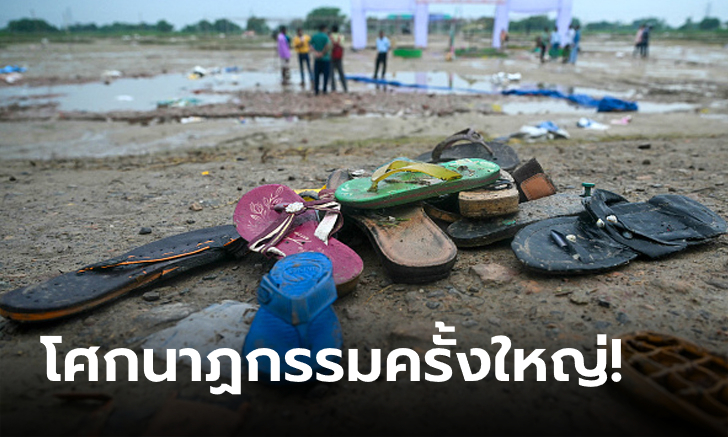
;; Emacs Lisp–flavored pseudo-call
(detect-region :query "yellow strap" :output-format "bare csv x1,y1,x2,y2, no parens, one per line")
369,161,462,192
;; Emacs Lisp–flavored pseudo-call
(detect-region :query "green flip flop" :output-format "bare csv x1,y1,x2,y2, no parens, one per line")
334,158,500,209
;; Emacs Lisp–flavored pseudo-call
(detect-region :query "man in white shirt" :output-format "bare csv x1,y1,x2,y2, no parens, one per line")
549,26,560,60
374,31,391,80
563,24,576,63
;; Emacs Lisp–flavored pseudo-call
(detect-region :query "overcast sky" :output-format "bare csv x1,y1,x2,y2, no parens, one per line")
1,0,726,29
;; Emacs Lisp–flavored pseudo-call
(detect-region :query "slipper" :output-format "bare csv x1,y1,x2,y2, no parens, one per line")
422,170,518,223
242,253,342,382
414,127,520,172
348,206,457,283
327,170,458,284
617,331,728,436
511,190,727,275
448,192,591,248
233,184,363,295
422,194,462,224
458,170,519,219
423,157,554,223
0,226,245,322
335,158,500,210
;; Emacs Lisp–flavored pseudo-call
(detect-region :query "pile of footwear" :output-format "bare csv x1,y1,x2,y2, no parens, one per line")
0,128,726,413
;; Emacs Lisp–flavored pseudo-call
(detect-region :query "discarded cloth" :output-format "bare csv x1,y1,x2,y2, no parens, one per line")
577,118,609,130
511,121,570,140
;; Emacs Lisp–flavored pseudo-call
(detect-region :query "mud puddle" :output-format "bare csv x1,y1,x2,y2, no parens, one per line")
0,71,291,112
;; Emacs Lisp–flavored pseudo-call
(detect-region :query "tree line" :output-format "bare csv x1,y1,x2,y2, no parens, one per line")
3,17,242,34
3,9,725,36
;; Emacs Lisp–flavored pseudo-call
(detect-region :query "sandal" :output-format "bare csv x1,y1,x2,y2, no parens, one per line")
328,169,457,284
0,226,245,322
334,158,500,210
233,184,363,295
414,128,520,172
511,190,727,274
242,253,342,383
448,192,591,247
347,206,457,283
618,331,728,436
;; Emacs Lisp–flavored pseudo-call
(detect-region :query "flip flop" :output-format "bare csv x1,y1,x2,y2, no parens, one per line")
445,161,586,247
233,184,363,295
348,206,457,283
242,253,342,383
414,128,520,172
458,170,519,219
617,331,728,436
511,190,727,275
327,170,458,284
448,192,591,248
335,158,500,210
422,170,518,223
0,225,245,322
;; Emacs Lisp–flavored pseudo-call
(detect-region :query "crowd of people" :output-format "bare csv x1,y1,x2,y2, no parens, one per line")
535,22,580,64
276,20,652,91
276,25,392,95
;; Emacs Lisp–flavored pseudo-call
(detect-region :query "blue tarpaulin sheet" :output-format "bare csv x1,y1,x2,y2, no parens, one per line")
502,89,638,112
0,65,26,74
346,75,492,94
345,76,638,112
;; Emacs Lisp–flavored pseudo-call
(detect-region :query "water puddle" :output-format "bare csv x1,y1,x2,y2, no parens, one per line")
0,71,294,112
0,69,697,116
353,71,504,94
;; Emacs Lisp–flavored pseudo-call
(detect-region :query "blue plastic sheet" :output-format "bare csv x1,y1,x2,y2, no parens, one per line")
346,76,638,112
502,89,638,112
0,65,26,74
597,96,638,113
346,75,493,94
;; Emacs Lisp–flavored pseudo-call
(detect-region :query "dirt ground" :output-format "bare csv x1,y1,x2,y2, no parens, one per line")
1,34,727,436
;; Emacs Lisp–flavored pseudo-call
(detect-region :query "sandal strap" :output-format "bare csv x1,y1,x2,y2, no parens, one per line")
368,161,462,192
430,128,494,162
581,190,684,258
248,197,343,256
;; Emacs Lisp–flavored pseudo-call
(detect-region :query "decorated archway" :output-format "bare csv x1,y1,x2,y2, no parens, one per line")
350,0,572,49
492,0,573,48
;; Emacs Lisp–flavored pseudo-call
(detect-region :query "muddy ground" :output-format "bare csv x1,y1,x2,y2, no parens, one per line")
1,34,727,436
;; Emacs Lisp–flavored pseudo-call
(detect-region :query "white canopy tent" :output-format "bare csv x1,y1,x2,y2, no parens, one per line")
492,0,573,48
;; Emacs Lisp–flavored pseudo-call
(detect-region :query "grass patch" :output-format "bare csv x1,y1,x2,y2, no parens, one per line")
454,47,508,58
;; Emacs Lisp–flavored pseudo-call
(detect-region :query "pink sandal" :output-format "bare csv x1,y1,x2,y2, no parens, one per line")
233,184,363,295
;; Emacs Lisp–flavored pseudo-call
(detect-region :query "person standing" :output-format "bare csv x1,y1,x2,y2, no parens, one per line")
329,25,348,92
538,27,549,63
633,25,644,58
373,30,391,80
569,25,581,64
549,26,560,60
310,24,331,95
292,28,313,86
641,25,651,58
276,26,291,84
499,29,509,50
562,24,575,63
